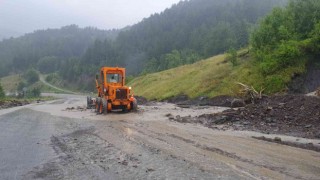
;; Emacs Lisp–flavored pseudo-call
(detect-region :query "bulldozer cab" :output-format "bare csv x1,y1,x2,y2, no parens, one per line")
107,73,122,84
100,67,125,87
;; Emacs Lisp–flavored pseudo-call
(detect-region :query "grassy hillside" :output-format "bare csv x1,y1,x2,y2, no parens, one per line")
129,49,305,100
0,75,22,93
0,74,66,94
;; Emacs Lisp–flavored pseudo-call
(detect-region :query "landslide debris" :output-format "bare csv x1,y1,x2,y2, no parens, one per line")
167,95,234,108
135,96,157,106
170,95,320,139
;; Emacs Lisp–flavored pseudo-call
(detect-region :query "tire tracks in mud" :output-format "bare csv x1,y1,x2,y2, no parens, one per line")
116,121,308,180
103,121,265,179
25,124,219,179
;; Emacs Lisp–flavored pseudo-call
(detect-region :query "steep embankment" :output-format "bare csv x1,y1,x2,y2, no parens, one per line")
129,50,267,100
129,45,313,101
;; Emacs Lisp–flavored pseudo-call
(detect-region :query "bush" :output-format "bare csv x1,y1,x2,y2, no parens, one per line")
310,22,320,54
227,48,238,67
45,73,60,83
17,81,27,92
26,88,41,98
273,40,302,67
25,69,39,85
0,82,5,99
264,75,286,93
259,58,280,75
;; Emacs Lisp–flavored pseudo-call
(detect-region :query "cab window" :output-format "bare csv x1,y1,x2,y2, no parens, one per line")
107,73,122,83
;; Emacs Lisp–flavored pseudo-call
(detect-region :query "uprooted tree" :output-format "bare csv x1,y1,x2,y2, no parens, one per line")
237,82,265,103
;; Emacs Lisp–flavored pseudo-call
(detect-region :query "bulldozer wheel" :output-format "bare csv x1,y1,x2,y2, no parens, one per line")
95,97,101,113
102,99,108,115
87,96,91,109
131,99,138,112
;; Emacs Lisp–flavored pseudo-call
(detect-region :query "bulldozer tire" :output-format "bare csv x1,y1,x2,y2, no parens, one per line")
131,99,138,112
102,99,108,115
95,97,101,113
87,96,91,109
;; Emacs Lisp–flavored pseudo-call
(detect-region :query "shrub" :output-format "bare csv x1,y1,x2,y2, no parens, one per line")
227,48,238,67
17,81,27,92
27,88,41,98
273,40,302,67
265,75,286,93
0,82,5,99
25,69,39,85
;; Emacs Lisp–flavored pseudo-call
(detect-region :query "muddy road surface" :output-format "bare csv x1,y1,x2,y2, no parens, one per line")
0,94,320,180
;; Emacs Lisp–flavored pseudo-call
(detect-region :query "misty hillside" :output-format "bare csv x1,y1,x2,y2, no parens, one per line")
0,25,119,76
82,0,287,75
0,28,23,41
0,0,288,91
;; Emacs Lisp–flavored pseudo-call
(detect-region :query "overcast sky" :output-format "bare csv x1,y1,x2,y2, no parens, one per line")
0,0,181,39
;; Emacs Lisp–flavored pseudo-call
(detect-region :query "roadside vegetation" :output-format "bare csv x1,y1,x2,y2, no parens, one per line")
129,50,256,100
0,82,5,99
250,0,320,93
130,0,320,100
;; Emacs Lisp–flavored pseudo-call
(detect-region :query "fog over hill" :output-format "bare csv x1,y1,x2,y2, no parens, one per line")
0,0,181,40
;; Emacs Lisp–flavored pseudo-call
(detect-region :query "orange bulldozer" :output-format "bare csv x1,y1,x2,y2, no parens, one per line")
87,67,137,114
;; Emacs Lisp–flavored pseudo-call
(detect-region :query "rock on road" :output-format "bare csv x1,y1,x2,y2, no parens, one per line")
0,94,320,180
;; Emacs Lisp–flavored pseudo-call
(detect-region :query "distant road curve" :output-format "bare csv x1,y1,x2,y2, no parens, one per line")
39,75,76,94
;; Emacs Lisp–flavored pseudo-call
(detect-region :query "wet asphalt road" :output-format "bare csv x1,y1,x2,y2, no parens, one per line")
0,94,320,180
0,108,63,179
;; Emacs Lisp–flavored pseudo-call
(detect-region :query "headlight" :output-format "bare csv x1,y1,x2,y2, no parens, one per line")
104,88,107,93
129,87,132,90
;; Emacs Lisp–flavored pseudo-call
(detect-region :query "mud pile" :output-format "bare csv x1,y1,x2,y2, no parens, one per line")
172,95,320,139
167,95,233,107
0,100,30,109
135,96,149,105
135,96,158,106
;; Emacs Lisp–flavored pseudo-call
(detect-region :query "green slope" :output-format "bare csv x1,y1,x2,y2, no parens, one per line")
129,51,251,100
0,75,22,93
129,49,305,100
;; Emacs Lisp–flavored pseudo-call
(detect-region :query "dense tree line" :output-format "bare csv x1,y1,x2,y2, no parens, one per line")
251,0,320,92
81,0,287,75
0,25,119,77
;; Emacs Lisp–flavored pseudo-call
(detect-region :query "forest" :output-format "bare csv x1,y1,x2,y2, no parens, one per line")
0,25,119,77
0,0,290,91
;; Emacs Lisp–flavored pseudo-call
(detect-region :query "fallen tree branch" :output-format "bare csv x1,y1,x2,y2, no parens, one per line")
237,82,265,104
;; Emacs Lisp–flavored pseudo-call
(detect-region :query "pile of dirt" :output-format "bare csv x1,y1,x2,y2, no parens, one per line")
135,96,150,105
167,94,234,108
171,95,320,139
0,100,30,109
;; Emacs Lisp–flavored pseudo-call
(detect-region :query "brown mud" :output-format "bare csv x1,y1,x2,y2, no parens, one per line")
170,95,320,140
167,94,234,107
